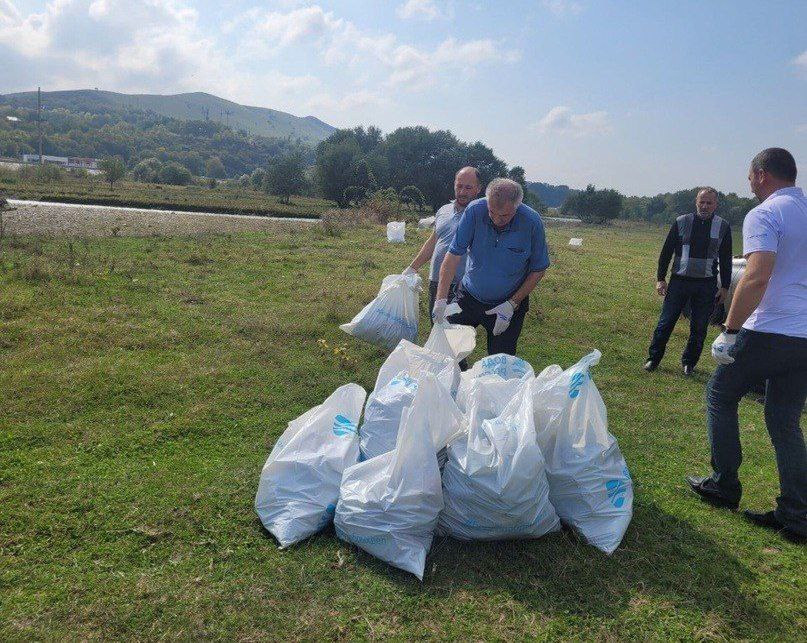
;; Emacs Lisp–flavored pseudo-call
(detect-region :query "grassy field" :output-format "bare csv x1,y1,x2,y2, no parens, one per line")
0,169,332,218
0,219,804,640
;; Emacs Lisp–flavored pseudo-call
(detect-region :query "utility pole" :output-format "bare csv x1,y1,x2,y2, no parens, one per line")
37,87,43,165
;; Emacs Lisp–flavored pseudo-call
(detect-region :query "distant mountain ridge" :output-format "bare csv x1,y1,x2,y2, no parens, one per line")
0,89,336,145
525,181,575,208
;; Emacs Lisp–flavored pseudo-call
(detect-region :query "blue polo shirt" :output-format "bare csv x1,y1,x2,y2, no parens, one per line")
448,198,550,304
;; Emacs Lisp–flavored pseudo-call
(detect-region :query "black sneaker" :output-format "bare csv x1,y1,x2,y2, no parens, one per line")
643,360,658,372
743,510,806,544
685,475,740,510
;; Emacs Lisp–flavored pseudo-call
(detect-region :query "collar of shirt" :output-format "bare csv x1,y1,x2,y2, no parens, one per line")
484,211,516,234
452,200,466,215
765,186,804,202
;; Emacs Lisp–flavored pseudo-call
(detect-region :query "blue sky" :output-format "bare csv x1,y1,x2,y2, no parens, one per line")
1,0,806,195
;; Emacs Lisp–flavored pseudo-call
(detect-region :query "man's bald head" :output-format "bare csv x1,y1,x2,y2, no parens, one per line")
454,166,482,207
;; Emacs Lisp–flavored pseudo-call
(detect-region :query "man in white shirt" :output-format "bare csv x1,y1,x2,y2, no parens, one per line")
687,148,807,543
404,166,481,322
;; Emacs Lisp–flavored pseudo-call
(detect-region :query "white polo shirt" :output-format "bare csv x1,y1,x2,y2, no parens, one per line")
742,186,807,339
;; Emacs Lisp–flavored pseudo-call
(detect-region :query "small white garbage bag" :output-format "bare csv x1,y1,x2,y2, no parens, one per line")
439,378,561,540
359,340,458,461
335,375,464,580
417,216,435,229
423,319,476,364
387,221,406,243
255,383,367,548
568,238,583,247
340,273,421,350
532,350,633,554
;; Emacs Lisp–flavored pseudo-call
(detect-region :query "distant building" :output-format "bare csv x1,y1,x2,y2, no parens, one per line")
21,154,100,170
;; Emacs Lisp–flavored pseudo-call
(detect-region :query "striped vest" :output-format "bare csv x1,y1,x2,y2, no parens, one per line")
671,213,729,279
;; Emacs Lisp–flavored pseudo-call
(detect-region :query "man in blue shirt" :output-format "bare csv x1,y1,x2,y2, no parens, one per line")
433,178,550,356
403,167,481,323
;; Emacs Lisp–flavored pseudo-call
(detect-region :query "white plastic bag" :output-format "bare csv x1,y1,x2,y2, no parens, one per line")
439,378,561,540
568,238,583,247
335,375,463,579
340,273,421,350
417,216,435,229
423,320,476,364
387,221,406,243
532,351,633,554
359,340,458,461
456,353,535,413
255,383,367,548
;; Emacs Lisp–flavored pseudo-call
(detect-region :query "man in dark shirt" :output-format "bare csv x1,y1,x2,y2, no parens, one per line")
645,188,733,375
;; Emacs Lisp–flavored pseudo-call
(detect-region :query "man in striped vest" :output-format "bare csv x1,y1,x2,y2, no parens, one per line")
645,188,733,376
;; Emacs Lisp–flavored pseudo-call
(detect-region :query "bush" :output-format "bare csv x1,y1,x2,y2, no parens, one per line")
158,162,193,186
561,184,624,225
19,163,65,183
132,158,163,183
359,187,401,223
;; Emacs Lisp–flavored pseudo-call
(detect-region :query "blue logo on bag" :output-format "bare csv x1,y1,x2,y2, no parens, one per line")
389,374,418,390
606,479,628,508
333,415,357,437
569,371,586,398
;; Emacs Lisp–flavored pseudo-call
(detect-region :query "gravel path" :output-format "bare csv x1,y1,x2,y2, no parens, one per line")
1,200,316,237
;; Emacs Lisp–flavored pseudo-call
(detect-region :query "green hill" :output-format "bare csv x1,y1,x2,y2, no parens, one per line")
0,89,336,145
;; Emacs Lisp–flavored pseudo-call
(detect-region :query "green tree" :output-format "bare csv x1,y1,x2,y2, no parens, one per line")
562,184,624,224
400,185,426,211
99,156,126,187
158,161,192,186
315,137,363,207
263,153,307,204
205,156,227,179
132,157,162,183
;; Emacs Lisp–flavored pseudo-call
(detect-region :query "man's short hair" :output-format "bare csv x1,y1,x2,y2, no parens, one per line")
486,177,523,207
697,186,718,198
456,166,481,185
751,148,797,182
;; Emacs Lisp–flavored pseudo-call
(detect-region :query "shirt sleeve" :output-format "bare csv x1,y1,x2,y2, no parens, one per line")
528,218,551,272
743,207,779,255
656,222,678,282
448,206,475,256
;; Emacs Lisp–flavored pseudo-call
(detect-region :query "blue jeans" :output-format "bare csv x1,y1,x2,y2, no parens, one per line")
706,329,807,535
648,277,717,367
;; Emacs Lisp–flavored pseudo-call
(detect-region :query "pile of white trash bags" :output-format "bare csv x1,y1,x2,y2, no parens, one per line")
256,329,634,580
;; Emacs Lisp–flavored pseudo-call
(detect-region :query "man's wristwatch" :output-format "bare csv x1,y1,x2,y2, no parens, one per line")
721,324,739,334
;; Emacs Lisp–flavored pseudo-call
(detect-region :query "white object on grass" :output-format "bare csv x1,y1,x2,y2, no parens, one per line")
254,383,367,548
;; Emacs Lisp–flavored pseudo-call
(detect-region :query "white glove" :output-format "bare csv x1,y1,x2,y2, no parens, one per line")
432,298,447,324
711,332,737,365
485,300,516,336
402,266,416,276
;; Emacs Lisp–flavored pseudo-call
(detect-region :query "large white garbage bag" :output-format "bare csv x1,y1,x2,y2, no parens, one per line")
255,383,367,548
532,350,633,554
439,378,561,540
340,273,421,350
387,221,406,242
335,375,464,579
359,340,458,461
456,353,535,413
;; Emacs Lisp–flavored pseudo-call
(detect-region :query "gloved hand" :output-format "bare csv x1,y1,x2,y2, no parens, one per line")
402,266,417,276
485,300,516,336
711,331,737,365
432,298,447,325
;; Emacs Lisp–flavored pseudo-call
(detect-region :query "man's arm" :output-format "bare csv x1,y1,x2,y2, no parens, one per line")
509,270,545,307
657,222,678,284
723,251,775,330
407,232,438,271
436,252,461,300
715,225,733,303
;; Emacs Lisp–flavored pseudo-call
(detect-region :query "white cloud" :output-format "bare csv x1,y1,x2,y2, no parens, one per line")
534,106,612,137
542,0,583,16
794,50,807,70
397,0,441,21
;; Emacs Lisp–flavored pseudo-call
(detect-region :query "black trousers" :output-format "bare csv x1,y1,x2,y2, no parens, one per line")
427,280,458,328
648,277,717,367
447,286,529,356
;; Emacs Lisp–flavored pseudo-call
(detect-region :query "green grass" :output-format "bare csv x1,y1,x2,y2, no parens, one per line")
0,171,332,218
0,222,804,640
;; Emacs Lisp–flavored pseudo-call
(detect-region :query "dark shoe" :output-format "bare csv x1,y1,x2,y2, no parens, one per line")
643,360,658,372
683,364,695,377
743,510,806,544
685,475,739,510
